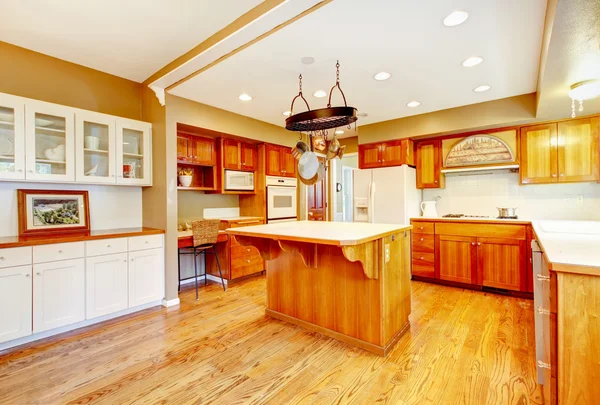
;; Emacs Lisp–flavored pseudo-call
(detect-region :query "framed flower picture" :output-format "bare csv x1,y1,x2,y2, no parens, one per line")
17,189,90,236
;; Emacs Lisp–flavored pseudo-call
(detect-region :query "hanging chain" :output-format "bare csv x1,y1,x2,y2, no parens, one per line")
298,74,303,94
335,61,340,84
571,98,576,118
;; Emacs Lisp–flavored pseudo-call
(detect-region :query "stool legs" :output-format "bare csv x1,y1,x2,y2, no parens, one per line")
193,247,199,300
214,245,226,291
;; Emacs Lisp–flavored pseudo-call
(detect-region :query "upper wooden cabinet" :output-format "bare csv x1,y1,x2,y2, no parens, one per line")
416,139,444,189
358,139,414,169
266,144,296,177
221,139,256,172
520,118,599,184
177,133,216,166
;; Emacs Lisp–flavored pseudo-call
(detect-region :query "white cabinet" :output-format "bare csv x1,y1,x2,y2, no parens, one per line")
86,253,128,319
0,93,25,180
25,99,75,182
75,110,116,184
33,258,85,333
128,248,164,307
0,265,32,344
117,119,152,186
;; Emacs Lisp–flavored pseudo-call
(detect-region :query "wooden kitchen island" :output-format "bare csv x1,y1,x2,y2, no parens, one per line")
226,221,412,356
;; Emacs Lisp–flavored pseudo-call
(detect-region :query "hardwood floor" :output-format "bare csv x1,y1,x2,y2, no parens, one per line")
0,277,544,404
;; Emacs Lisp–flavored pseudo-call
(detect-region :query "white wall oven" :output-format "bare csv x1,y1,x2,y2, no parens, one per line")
266,176,297,223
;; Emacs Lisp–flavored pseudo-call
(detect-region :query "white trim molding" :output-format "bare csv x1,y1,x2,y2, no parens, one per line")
161,297,181,307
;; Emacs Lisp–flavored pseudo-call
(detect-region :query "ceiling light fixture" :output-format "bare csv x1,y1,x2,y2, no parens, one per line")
313,90,327,98
473,85,491,92
301,56,315,65
407,101,421,107
282,111,291,116
285,61,357,134
462,56,483,67
443,10,469,27
373,72,391,81
335,130,344,135
569,79,600,118
238,93,252,101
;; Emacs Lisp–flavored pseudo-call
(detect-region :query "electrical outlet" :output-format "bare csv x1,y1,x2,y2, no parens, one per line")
384,244,390,263
576,195,584,205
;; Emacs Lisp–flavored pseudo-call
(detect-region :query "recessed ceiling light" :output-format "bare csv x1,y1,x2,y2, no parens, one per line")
373,72,391,81
443,10,469,27
461,56,483,67
473,85,491,92
239,93,252,101
407,101,421,107
313,90,327,98
301,56,315,65
282,111,291,116
335,130,344,135
358,112,368,118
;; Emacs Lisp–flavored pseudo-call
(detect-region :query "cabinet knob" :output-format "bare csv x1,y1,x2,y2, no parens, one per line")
25,273,30,277
559,173,565,177
58,250,63,253
107,244,111,248
477,242,481,246
36,272,41,276
420,256,424,260
552,174,557,177
27,169,33,173
144,241,149,244
247,259,251,263
471,242,475,246
131,258,135,262
123,260,127,262
247,248,251,252
434,180,438,184
194,156,197,159
419,226,424,230
17,169,22,172
419,238,424,241
0,256,3,260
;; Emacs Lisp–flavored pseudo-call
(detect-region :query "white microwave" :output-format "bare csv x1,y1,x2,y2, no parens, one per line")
224,170,254,191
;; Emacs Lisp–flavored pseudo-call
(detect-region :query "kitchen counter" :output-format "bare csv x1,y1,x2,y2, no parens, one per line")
226,220,412,356
411,217,532,225
532,220,600,276
226,220,412,246
0,227,165,249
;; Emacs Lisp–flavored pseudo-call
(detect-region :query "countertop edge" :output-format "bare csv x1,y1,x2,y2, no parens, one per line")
0,227,165,249
410,217,532,225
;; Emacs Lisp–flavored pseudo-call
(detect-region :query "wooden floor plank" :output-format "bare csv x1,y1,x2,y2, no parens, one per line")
0,277,542,405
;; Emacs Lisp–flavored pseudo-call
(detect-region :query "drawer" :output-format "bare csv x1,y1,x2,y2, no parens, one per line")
231,245,260,258
128,234,163,252
412,233,434,253
412,263,435,278
227,219,264,229
411,222,435,234
230,261,264,279
231,253,264,270
33,242,85,264
412,252,434,266
0,246,32,269
86,238,128,257
435,223,527,239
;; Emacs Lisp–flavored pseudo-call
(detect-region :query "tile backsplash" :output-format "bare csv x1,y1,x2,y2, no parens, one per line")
422,171,600,220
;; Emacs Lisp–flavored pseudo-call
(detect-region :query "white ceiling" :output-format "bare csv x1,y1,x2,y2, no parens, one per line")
0,0,262,82
170,0,548,130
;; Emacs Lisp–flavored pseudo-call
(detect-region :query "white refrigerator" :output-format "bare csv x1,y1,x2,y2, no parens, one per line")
353,165,421,225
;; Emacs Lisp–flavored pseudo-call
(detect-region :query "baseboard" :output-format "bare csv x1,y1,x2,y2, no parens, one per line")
161,298,180,307
179,274,228,287
0,300,162,352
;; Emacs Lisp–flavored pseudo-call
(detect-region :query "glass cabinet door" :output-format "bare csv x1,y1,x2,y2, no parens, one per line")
25,100,75,182
0,93,25,180
75,111,116,184
116,119,151,186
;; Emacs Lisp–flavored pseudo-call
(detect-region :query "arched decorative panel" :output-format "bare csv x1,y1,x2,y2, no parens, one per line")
445,135,514,167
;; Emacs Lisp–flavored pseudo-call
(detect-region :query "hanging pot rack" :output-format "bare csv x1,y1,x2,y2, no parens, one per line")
285,61,358,133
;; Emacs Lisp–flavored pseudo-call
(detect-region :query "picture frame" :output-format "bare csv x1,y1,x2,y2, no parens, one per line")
17,189,90,237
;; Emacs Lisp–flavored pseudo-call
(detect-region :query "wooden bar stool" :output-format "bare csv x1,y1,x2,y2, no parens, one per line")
177,219,226,299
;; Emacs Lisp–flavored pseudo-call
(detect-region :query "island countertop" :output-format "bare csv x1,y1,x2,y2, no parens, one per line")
225,220,412,246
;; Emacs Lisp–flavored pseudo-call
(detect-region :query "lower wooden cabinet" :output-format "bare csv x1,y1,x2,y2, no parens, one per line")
86,253,129,319
128,248,164,307
33,258,86,333
0,265,32,343
411,220,529,293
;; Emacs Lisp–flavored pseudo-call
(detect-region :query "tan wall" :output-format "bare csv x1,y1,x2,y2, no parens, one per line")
0,41,142,120
177,193,238,225
358,94,537,143
340,137,358,154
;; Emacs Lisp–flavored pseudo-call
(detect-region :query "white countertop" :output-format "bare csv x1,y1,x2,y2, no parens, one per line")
225,220,412,246
532,220,600,276
411,216,531,224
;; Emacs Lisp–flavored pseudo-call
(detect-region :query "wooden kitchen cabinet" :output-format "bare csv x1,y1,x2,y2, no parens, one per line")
358,139,414,169
520,117,599,184
221,138,256,172
416,139,444,189
436,235,477,284
177,133,216,166
477,237,527,291
177,134,193,163
266,144,295,177
557,117,599,182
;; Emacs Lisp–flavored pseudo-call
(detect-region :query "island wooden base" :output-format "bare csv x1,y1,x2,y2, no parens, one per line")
239,231,412,356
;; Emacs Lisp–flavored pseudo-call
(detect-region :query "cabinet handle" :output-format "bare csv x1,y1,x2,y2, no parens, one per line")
36,272,41,276
17,169,23,172
58,250,63,253
25,273,30,277
536,274,550,281
537,361,551,370
144,241,149,244
537,307,550,315
123,260,127,262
